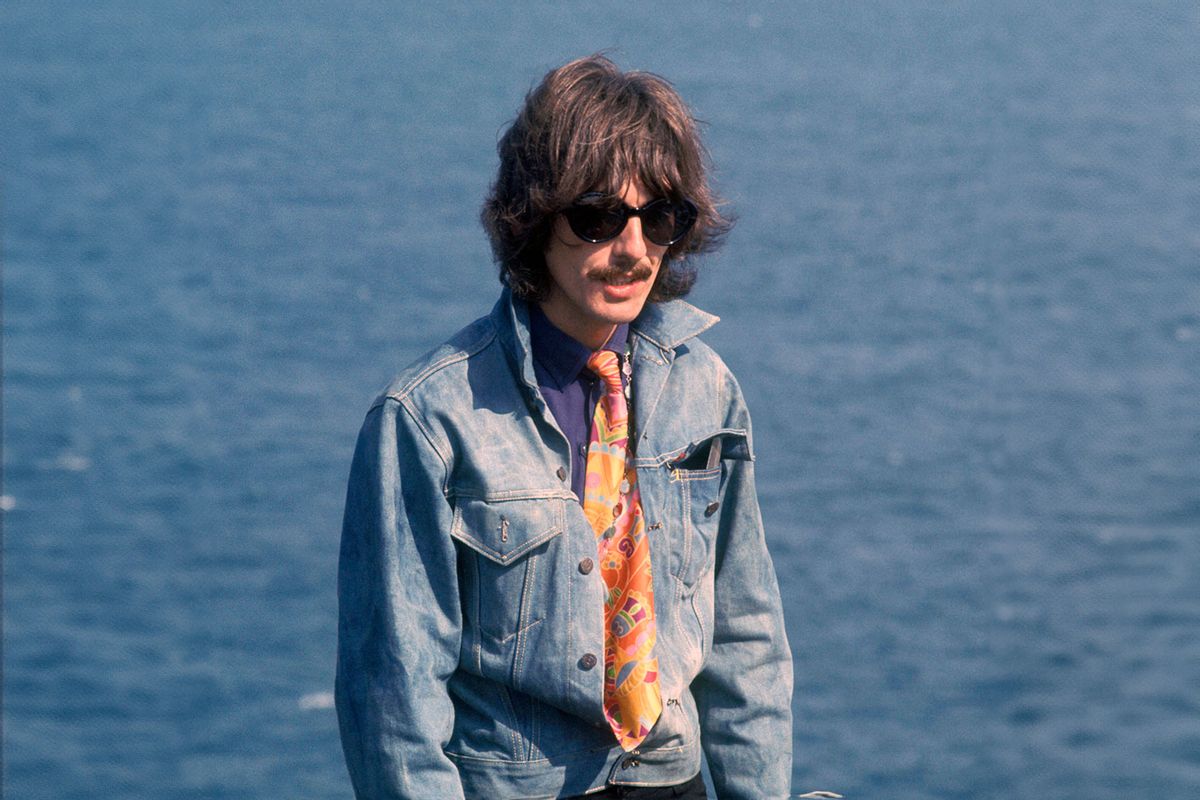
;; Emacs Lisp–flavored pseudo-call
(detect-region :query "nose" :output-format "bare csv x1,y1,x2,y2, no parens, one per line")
610,214,648,263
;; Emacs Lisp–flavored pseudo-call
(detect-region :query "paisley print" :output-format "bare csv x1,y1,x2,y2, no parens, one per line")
583,349,662,751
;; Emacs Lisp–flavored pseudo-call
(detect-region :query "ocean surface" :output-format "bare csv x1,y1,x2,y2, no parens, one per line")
3,2,1198,798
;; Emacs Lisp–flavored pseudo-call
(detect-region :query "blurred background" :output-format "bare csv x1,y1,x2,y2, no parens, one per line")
3,2,1198,797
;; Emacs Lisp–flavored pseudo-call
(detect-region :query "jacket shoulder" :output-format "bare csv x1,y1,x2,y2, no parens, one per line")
672,333,729,372
367,313,498,412
672,331,746,398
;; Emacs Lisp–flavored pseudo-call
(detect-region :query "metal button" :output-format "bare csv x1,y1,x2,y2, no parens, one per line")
578,557,594,575
705,501,720,517
557,466,568,482
621,756,640,769
579,443,588,458
579,653,597,670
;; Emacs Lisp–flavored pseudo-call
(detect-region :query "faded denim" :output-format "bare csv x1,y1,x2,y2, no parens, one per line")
337,290,793,799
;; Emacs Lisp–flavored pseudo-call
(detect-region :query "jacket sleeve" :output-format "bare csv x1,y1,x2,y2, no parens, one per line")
692,392,794,800
335,396,465,799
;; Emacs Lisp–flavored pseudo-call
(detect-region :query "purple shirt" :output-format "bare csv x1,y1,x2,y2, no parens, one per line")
528,304,629,503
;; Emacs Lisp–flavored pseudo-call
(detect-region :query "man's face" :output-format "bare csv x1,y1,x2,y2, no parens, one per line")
540,181,666,349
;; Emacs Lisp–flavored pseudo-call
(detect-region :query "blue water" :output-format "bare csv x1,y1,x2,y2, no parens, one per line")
3,2,1198,798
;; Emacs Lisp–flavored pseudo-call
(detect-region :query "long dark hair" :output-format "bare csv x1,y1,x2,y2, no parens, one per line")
481,54,733,302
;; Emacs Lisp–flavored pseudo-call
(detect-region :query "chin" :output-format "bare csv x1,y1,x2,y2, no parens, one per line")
594,297,650,324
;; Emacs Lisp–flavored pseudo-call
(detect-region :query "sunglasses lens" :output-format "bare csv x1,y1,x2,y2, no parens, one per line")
639,201,676,246
565,199,625,242
643,199,698,246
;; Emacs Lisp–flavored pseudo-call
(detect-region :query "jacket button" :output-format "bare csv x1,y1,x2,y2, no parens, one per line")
579,653,597,670
704,501,720,517
557,466,568,482
578,557,594,575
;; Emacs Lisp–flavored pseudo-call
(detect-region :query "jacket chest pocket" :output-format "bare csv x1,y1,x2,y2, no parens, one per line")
450,494,567,679
664,429,751,587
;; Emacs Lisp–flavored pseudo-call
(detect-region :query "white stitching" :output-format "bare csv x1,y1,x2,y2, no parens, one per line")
497,684,522,760
512,548,539,683
470,553,482,673
496,617,544,646
450,524,562,564
680,477,692,581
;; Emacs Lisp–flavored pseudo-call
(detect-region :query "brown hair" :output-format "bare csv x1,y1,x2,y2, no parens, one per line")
481,54,733,302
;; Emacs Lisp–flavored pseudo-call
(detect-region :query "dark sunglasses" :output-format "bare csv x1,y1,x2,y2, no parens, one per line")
563,192,698,247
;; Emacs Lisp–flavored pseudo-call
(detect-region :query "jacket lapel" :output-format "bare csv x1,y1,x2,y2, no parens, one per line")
629,299,720,454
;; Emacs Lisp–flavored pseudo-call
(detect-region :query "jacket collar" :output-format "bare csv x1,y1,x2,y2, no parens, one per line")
493,287,721,448
495,287,717,359
493,287,719,389
630,295,720,352
493,288,540,394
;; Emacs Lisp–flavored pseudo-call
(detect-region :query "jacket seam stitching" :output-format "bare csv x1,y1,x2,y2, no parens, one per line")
650,428,751,469
470,553,483,673
450,488,575,502
670,467,721,482
565,504,576,719
396,396,453,494
444,742,691,765
497,617,544,647
681,476,693,581
450,523,563,564
631,328,674,353
693,587,709,661
512,554,536,682
497,684,522,761
672,574,686,661
383,325,498,404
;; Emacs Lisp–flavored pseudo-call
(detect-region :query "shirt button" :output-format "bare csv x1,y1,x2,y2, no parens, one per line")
578,557,594,575
705,501,720,517
579,653,597,670
557,466,568,482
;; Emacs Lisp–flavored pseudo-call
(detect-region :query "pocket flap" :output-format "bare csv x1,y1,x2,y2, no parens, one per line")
667,428,752,470
450,496,565,565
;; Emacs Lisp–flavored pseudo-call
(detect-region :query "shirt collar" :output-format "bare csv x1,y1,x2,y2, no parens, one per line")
529,304,629,390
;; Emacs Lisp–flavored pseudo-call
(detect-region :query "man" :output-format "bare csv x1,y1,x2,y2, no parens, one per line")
336,55,793,799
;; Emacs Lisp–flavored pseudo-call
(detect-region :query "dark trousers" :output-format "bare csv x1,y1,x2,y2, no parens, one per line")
562,772,708,799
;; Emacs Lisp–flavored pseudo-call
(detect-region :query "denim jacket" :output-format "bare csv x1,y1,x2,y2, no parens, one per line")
337,289,793,799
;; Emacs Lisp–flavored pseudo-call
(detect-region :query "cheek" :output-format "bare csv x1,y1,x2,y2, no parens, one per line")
648,253,666,279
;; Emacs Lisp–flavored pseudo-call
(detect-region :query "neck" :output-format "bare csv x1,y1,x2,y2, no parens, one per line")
537,302,616,350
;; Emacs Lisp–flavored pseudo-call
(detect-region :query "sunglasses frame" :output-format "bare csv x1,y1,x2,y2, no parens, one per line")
563,192,699,247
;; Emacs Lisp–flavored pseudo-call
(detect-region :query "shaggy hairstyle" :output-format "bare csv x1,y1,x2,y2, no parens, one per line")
481,54,733,302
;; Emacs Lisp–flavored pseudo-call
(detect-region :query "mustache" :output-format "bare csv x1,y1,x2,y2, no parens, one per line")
586,264,654,283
